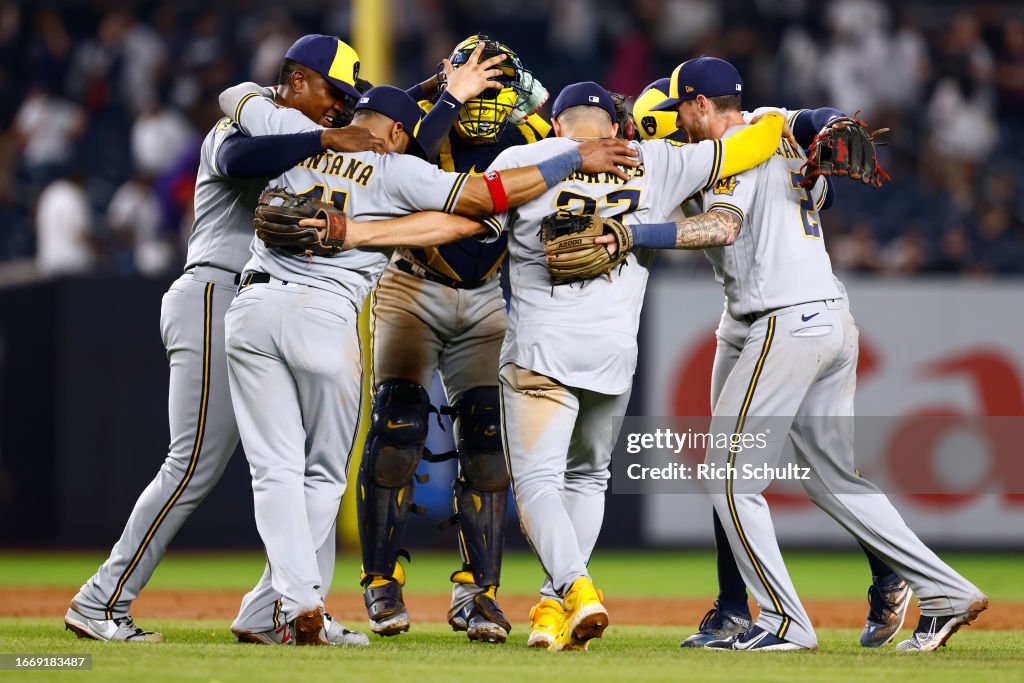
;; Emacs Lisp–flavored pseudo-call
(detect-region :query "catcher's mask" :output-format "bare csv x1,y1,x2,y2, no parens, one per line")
439,34,531,142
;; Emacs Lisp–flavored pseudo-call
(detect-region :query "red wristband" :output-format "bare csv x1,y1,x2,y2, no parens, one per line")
483,170,509,214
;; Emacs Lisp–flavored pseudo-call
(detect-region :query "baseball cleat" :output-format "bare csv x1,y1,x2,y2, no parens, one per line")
291,607,327,646
860,577,911,647
466,590,511,644
895,596,988,652
528,599,565,649
704,625,810,651
363,577,410,636
448,585,510,644
232,623,294,645
232,613,369,646
549,577,607,652
447,599,473,632
679,601,751,648
324,613,370,645
64,606,164,643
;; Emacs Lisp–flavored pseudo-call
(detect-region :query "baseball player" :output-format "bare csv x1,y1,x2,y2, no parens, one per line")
615,56,988,651
481,81,788,651
215,40,547,642
63,34,381,645
216,81,638,645
356,35,554,644
632,73,912,650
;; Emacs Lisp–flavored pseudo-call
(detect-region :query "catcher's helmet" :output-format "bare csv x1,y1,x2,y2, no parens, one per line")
632,78,688,143
441,34,531,142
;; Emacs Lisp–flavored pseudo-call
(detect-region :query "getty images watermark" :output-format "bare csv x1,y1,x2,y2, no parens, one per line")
623,428,811,483
610,416,1024,495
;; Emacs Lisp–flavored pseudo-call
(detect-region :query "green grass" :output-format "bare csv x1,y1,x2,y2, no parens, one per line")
0,621,1021,683
1,552,1021,681
1,550,1021,599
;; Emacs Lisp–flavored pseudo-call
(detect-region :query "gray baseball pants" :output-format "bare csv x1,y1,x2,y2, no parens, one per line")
705,299,984,649
225,280,362,624
499,363,631,599
71,268,274,628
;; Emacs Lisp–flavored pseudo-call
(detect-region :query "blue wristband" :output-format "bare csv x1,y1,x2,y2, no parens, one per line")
630,222,677,249
537,149,582,188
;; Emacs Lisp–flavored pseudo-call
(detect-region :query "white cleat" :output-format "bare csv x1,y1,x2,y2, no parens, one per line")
233,613,369,646
895,596,989,652
64,606,164,642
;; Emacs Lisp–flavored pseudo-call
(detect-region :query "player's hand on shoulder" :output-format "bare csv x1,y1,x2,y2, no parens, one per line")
576,139,640,181
321,126,387,154
442,42,508,103
750,111,798,150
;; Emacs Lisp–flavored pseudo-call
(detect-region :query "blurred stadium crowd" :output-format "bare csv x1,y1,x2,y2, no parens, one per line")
1,0,1022,281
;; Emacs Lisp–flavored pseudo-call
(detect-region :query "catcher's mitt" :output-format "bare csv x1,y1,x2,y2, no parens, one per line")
254,188,347,257
801,113,891,189
540,210,633,286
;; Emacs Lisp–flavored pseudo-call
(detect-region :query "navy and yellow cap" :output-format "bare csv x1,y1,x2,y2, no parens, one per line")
633,78,687,142
285,34,362,101
355,85,427,158
650,56,743,112
551,81,617,123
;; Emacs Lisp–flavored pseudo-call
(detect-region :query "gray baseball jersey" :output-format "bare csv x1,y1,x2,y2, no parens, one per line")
231,92,474,303
488,134,725,599
185,101,319,273
243,152,471,304
488,135,726,396
699,122,984,648
701,125,839,319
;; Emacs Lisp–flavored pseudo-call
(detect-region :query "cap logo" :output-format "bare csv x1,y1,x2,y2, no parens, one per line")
735,84,742,91
328,40,360,86
684,85,694,93
589,95,600,103
359,97,369,103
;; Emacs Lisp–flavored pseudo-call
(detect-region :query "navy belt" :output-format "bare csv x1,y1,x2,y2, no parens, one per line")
239,272,278,288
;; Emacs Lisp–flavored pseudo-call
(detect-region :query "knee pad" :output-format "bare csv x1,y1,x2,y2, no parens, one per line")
454,386,508,492
366,380,431,486
357,380,431,579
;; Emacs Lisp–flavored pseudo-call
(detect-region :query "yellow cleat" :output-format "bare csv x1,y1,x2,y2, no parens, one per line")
549,577,608,652
528,599,564,649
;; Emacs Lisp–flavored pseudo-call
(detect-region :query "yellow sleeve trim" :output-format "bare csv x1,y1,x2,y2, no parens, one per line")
703,140,724,191
815,180,828,210
718,112,783,180
480,215,503,237
443,173,469,213
234,92,260,125
707,202,745,221
787,109,805,129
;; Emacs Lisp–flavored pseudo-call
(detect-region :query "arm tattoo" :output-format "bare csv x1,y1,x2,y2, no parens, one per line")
674,209,742,249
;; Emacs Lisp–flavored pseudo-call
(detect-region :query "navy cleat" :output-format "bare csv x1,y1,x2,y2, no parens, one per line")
860,577,911,647
680,601,750,648
705,624,810,651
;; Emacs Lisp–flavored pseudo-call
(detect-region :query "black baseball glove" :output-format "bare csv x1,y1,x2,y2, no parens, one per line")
801,113,891,189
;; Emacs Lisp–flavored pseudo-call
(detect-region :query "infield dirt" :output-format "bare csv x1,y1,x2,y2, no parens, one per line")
5,587,1020,631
